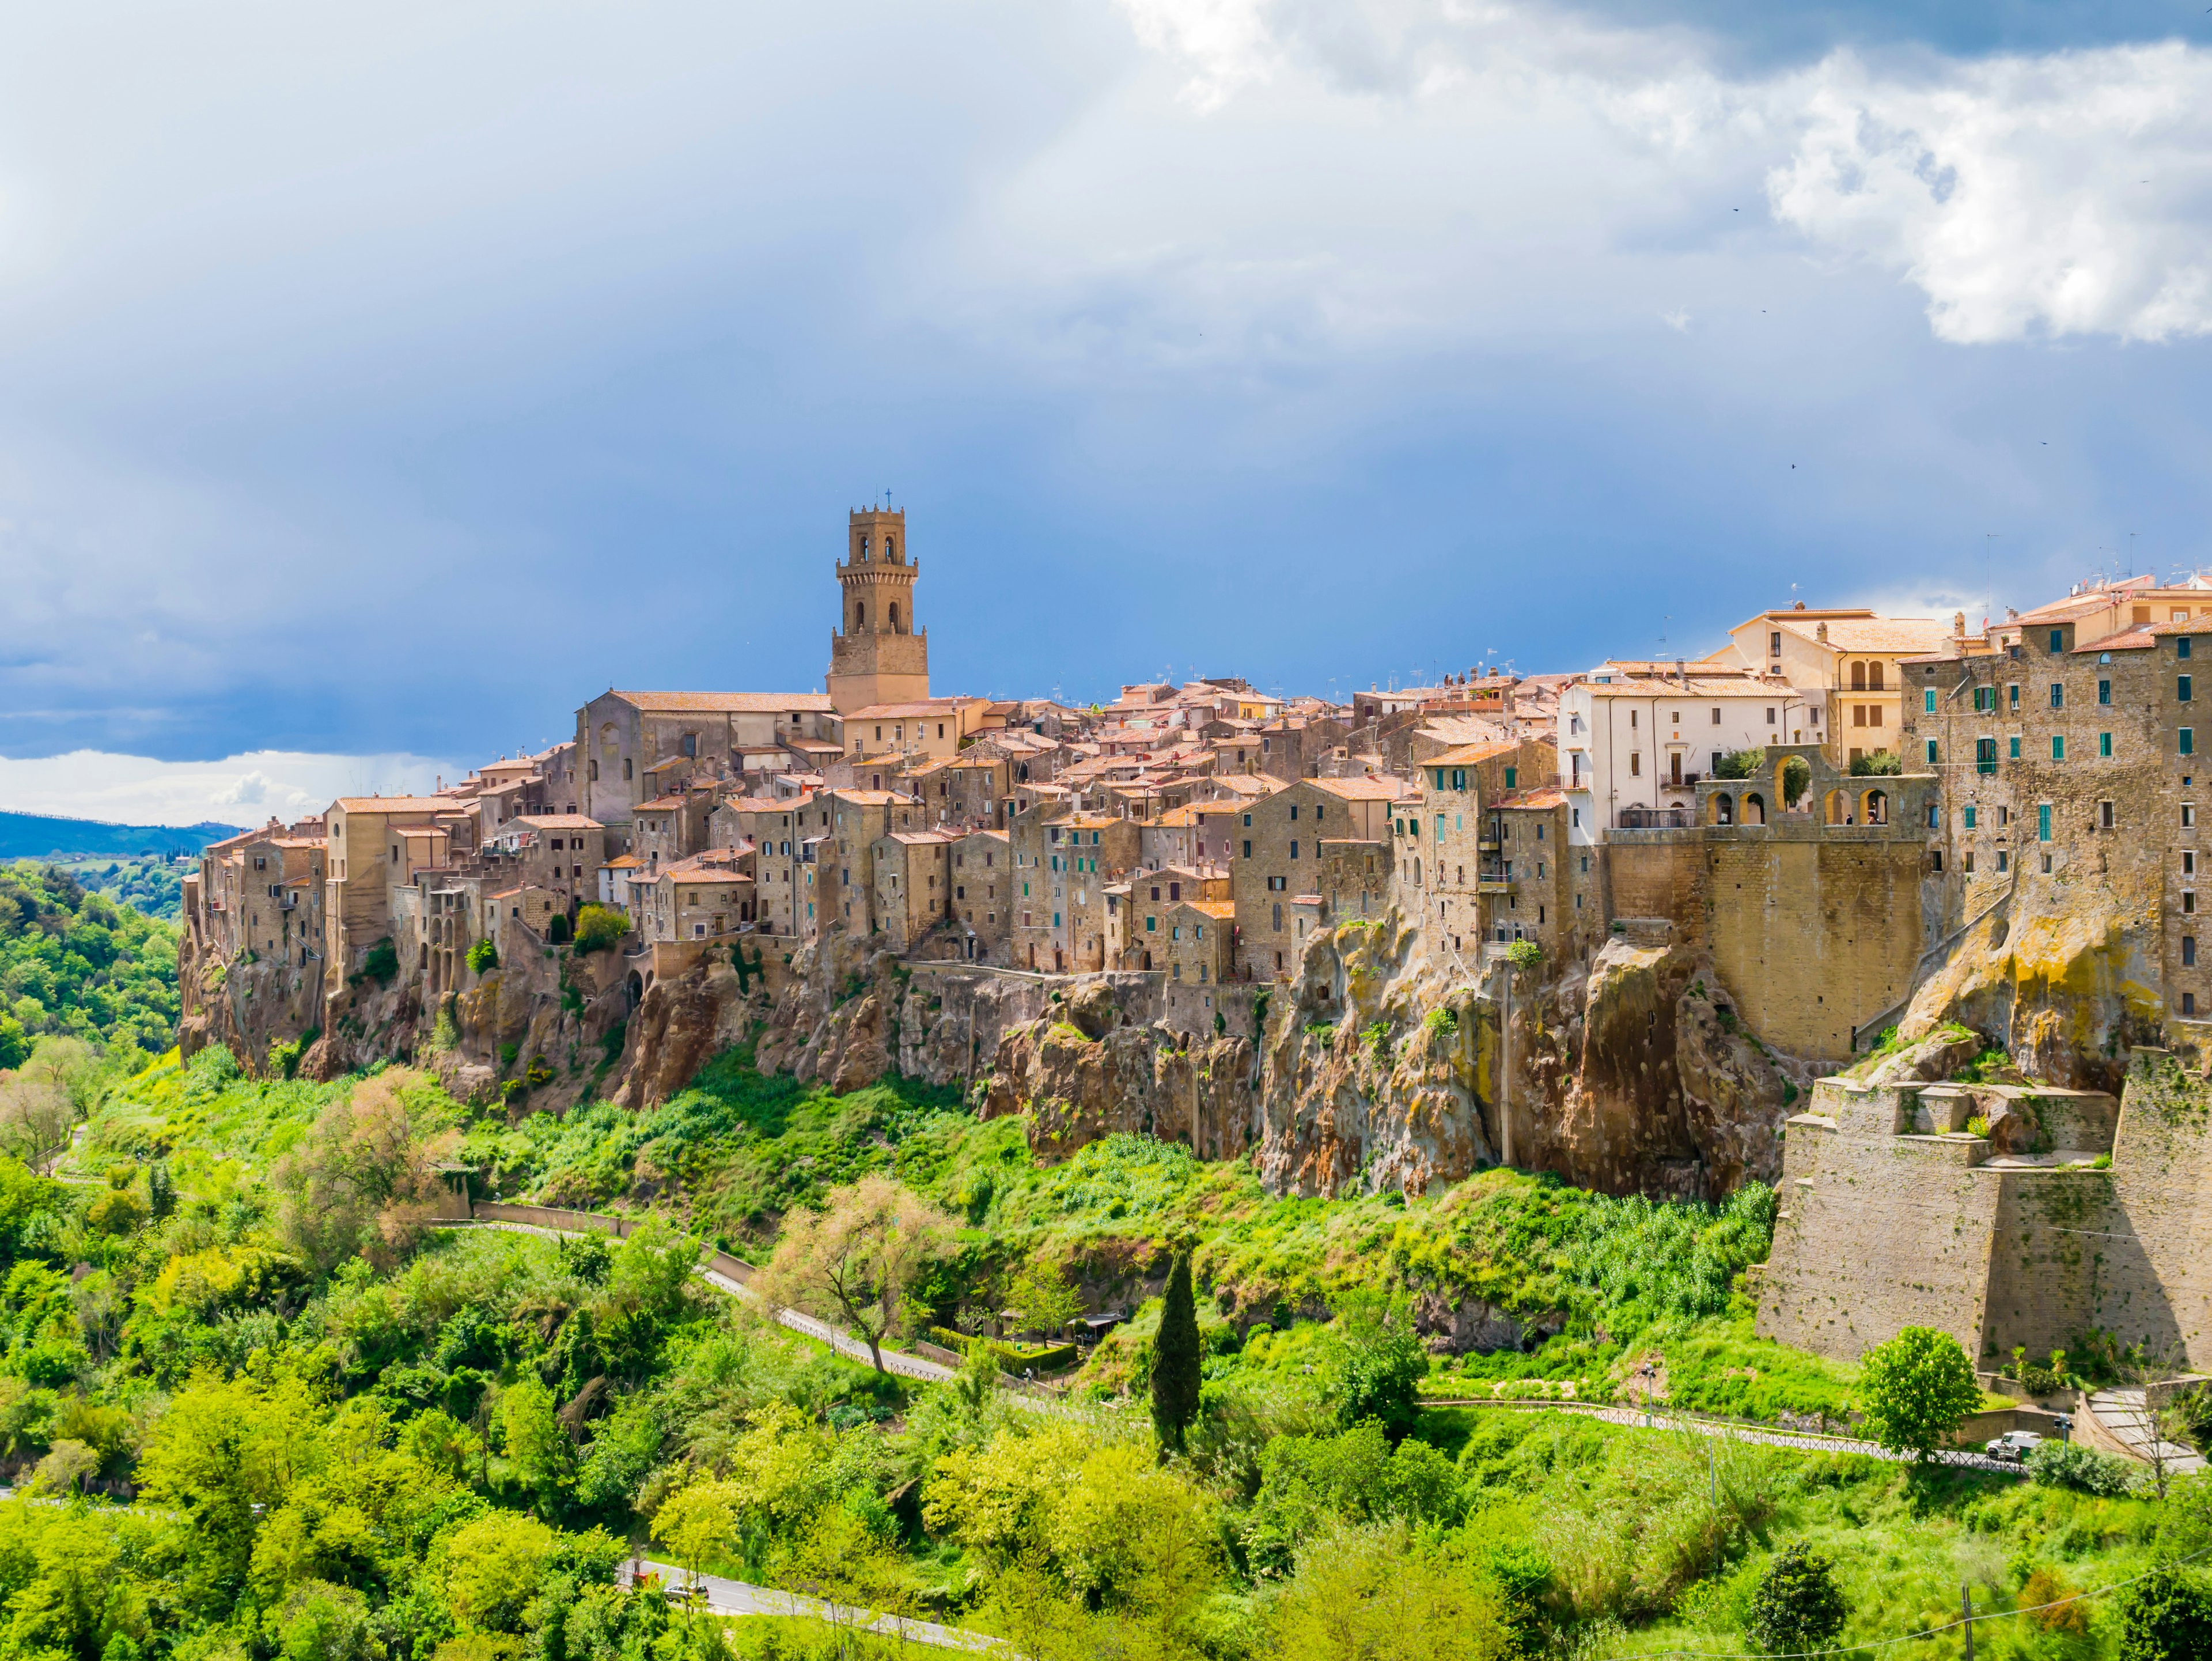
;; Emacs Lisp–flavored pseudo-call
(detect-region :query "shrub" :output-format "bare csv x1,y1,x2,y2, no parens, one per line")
1506,939,1541,972
1747,1542,1847,1656
350,937,398,986
547,912,572,945
1714,747,1764,780
1847,749,1903,777
1423,1007,1459,1039
2118,1564,2212,1661
1855,1326,1981,1459
2027,1439,2137,1496
573,905,627,954
467,937,499,975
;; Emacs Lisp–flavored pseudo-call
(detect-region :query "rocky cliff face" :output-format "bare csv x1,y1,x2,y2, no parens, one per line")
1897,898,2164,1095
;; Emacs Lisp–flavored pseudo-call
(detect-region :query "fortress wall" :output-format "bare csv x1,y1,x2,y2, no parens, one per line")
2101,1050,2212,1366
1980,1169,2120,1365
1605,837,1703,932
1755,1102,2001,1361
1706,838,1927,1062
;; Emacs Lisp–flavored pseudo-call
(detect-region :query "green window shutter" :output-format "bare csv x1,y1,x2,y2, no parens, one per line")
1927,740,1939,765
2100,732,2112,757
1925,689,1937,713
2052,736,2065,760
2037,804,2052,842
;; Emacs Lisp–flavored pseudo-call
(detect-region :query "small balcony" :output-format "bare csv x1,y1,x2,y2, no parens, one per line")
1477,862,1515,893
1618,806,1694,830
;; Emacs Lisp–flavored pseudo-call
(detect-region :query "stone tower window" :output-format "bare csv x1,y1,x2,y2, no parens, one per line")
889,603,901,633
886,535,896,560
854,601,865,630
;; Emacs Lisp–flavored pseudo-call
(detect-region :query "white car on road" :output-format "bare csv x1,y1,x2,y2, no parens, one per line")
1985,1431,2044,1462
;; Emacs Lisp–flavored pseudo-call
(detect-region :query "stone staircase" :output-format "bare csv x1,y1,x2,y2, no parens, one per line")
2080,1388,2207,1474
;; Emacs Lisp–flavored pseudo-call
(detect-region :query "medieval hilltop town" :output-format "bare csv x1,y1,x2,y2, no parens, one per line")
179,507,2212,1415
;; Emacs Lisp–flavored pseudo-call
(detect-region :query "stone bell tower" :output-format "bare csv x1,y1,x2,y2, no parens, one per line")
827,506,931,715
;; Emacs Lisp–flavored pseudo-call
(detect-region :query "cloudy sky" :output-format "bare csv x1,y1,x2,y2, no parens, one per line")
3,0,2210,823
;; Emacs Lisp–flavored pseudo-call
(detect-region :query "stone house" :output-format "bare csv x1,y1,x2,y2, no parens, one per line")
1900,594,2211,1024
488,815,607,917
872,830,959,951
712,795,807,937
843,698,995,762
324,796,477,997
1009,810,1141,973
1120,867,1230,971
1720,605,1955,765
1229,777,1408,979
638,850,757,944
950,830,1012,960
1406,738,1555,955
822,789,923,938
575,690,837,828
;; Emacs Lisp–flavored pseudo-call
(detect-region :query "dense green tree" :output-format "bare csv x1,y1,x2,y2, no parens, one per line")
1151,1250,1201,1455
1855,1326,1982,1459
1747,1542,1847,1656
2119,1564,2212,1661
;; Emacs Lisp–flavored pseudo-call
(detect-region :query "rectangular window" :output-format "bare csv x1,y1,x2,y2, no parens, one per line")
2187,992,2199,1016
2010,736,2022,760
2037,804,2052,842
1997,850,2009,872
2189,893,2200,916
2186,729,2197,756
2187,805,2198,828
2185,675,2197,703
2101,801,2114,829
1964,805,1976,830
2100,679,2112,705
2052,736,2066,760
1146,917,1156,932
1964,850,1975,873
2049,629,2065,653
1630,752,1641,776
1976,737,1997,774
2009,684,2020,709
2101,732,2113,757
1710,707,1721,725
2188,852,2199,875
1925,689,1937,713
2187,937,2198,967
1243,840,1252,858
2050,683,2065,709
1926,740,1940,765
1505,767,1517,789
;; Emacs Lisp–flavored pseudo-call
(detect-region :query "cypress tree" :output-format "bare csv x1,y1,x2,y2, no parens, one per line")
1151,1248,1202,1456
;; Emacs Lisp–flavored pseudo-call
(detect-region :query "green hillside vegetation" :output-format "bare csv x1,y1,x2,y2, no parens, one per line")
0,1039,2189,1661
50,857,186,922
0,864,179,1067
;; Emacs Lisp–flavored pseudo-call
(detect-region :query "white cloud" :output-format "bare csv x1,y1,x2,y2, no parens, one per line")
1092,0,2212,350
0,750,462,828
1770,44,2212,343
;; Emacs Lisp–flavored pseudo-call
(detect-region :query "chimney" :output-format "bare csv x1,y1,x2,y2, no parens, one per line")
1952,612,1965,638
1794,600,1807,610
1815,622,1828,642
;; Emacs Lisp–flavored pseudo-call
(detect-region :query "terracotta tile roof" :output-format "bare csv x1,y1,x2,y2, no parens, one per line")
634,797,688,811
1183,899,1237,919
1152,805,1199,827
881,830,960,845
1777,616,1954,654
609,691,835,713
956,828,1010,843
665,868,753,886
604,855,644,869
717,796,787,815
513,815,604,830
1208,775,1275,797
1426,740,1520,766
335,797,454,813
1310,776,1415,800
847,698,982,719
1497,788,1568,809
830,790,921,807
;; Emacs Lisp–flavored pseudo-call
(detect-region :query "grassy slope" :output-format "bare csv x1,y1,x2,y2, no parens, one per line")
39,1045,2195,1661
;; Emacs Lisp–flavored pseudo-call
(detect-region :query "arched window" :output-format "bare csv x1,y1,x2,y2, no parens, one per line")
1743,793,1766,825
889,602,901,633
623,758,634,781
885,535,896,560
1850,661,1866,690
857,534,870,561
1712,793,1734,826
1868,661,1885,691
854,601,865,630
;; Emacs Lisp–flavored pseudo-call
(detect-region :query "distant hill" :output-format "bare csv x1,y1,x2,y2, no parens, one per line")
0,811,242,861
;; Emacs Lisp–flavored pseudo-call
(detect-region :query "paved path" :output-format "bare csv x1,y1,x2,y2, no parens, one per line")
2085,1388,2206,1474
1424,1397,2027,1475
627,1558,1005,1653
461,1220,965,1384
